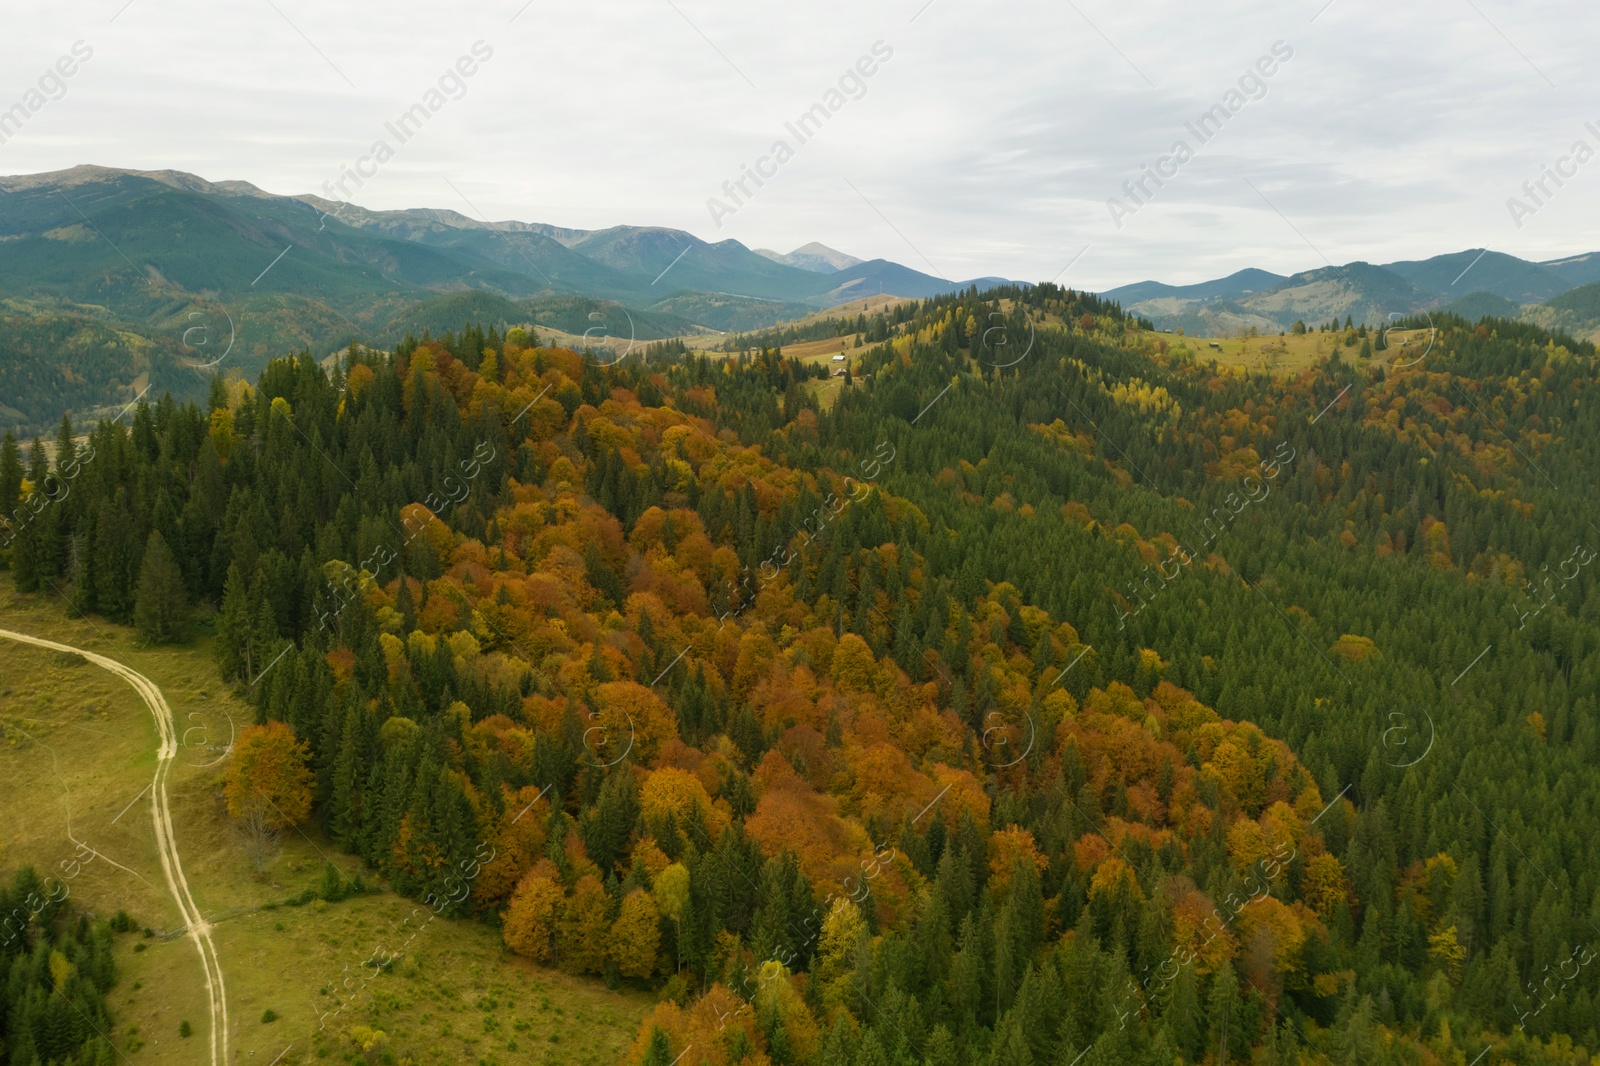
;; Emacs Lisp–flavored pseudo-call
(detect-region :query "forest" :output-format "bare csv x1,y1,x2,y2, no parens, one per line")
2,283,1599,1065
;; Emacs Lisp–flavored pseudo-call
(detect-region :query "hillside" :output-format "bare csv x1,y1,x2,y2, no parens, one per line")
0,586,653,1065
1108,249,1600,338
4,286,1600,1064
0,166,1003,436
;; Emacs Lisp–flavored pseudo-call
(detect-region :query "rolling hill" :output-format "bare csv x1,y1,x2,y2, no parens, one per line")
0,165,1005,435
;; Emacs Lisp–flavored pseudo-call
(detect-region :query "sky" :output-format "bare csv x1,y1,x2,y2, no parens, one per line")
2,0,1596,290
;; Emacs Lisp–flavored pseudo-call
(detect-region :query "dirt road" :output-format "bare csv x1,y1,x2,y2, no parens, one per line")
0,628,230,1066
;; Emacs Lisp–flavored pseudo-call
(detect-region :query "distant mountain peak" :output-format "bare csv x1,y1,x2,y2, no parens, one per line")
754,243,863,274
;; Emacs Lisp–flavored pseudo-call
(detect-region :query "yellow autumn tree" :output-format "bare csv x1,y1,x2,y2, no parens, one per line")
639,766,717,840
558,874,613,975
829,633,879,694
1224,819,1270,873
476,784,551,907
502,861,563,963
814,898,866,1012
1235,896,1315,990
1429,925,1467,981
987,827,1048,899
1301,853,1350,917
593,680,679,764
611,889,661,980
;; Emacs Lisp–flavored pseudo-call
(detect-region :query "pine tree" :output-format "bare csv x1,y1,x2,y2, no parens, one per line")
250,596,282,681
327,702,367,848
922,1025,958,1066
133,531,190,643
10,502,45,591
215,563,251,681
0,430,21,519
856,1030,890,1066
1165,961,1202,1062
1206,963,1241,1066
989,1012,1034,1066
640,1027,674,1066
580,770,639,874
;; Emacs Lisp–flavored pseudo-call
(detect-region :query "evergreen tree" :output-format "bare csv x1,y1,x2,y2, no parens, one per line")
215,562,251,680
0,430,20,519
1164,961,1202,1062
640,1026,674,1066
1206,963,1242,1066
133,530,191,643
580,770,639,874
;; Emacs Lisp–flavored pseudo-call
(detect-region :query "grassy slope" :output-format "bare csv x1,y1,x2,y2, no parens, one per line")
0,579,652,1065
1142,326,1433,376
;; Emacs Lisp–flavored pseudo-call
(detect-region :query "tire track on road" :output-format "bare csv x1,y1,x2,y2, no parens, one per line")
0,628,229,1066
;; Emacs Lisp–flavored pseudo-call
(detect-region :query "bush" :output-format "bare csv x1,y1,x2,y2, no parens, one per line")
261,1009,278,1024
319,861,350,902
178,1020,192,1038
109,910,133,933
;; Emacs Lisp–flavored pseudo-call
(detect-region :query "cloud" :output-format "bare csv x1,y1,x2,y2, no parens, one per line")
0,0,1591,289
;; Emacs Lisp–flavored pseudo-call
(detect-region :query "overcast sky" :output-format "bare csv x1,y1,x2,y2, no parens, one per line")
3,0,1595,289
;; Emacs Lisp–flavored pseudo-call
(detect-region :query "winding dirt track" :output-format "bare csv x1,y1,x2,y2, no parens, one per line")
0,628,229,1066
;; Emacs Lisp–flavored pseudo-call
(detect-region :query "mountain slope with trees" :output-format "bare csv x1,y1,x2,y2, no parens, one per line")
2,287,1598,1064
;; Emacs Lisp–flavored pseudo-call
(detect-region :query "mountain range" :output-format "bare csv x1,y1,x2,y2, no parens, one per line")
1104,249,1600,339
0,164,1005,434
6,163,1600,439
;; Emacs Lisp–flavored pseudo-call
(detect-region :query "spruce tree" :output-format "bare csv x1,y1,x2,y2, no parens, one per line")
133,531,191,644
1206,963,1241,1066
0,431,20,519
90,497,138,620
1165,962,1203,1061
640,1027,674,1066
215,563,251,681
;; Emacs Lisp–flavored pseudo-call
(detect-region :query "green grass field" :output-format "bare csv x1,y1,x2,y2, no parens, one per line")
0,579,653,1065
1145,326,1433,376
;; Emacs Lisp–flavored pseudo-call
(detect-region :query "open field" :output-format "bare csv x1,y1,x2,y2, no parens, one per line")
1152,329,1346,373
0,579,653,1066
758,293,912,331
1141,326,1433,376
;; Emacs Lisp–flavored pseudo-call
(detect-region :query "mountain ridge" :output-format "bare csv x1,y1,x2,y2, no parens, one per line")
0,164,1011,433
1104,249,1600,338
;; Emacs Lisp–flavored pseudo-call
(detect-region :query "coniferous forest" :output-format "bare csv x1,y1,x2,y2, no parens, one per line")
4,285,1600,1065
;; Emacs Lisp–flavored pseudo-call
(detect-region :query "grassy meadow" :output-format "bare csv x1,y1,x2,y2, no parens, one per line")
0,579,653,1065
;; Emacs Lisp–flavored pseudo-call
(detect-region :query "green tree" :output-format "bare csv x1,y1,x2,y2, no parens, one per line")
133,531,191,643
214,563,251,681
0,431,20,520
1206,963,1241,1066
641,1027,675,1066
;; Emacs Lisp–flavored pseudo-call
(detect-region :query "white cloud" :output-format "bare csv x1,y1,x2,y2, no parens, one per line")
0,0,1593,289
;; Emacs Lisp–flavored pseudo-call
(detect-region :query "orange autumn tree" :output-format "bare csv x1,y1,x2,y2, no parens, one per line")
224,721,314,828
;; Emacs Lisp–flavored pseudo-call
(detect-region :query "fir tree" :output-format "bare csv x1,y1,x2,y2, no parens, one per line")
0,430,21,519
215,563,251,681
133,530,191,643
